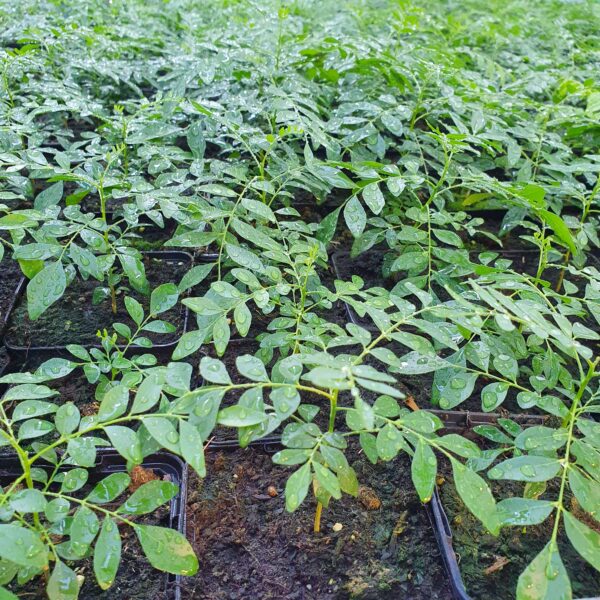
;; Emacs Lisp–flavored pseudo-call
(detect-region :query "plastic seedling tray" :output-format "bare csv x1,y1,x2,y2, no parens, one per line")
428,489,600,600
4,251,193,359
0,449,188,600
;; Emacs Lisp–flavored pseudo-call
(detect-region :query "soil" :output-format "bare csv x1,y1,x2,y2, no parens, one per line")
438,476,600,600
5,255,191,350
0,259,24,331
183,445,452,600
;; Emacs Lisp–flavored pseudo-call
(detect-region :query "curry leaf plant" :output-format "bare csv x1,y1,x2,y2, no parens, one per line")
0,146,157,319
0,365,205,598
182,263,600,593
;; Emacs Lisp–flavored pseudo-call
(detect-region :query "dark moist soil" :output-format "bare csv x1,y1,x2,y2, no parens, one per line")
183,446,452,600
5,256,190,349
7,465,173,600
438,476,600,600
0,259,24,330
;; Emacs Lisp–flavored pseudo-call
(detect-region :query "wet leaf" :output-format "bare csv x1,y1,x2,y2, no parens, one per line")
136,525,198,575
94,518,121,590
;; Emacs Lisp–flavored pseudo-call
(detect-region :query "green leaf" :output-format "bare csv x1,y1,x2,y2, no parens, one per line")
488,455,561,482
411,440,436,502
172,330,205,360
34,182,63,211
86,473,131,504
285,463,311,512
94,518,121,590
362,182,385,215
125,297,144,326
344,196,366,237
150,283,179,315
569,469,600,521
241,197,276,222
67,437,96,467
71,505,99,547
12,401,58,422
217,405,267,427
517,542,571,600
136,525,198,575
376,424,407,461
452,459,499,535
119,481,178,515
46,498,70,523
233,302,252,337
178,264,213,293
70,243,102,279
61,468,88,493
47,561,79,600
144,416,181,453
437,434,481,459
120,256,149,295
432,229,462,247
187,122,205,158
26,261,67,320
538,209,577,254
10,489,47,513
317,207,341,244
4,384,58,401
200,357,231,384
131,375,162,414
563,511,600,571
18,419,54,440
480,382,509,412
105,426,142,464
225,243,264,271
272,449,312,466
98,385,130,422
313,462,342,499
497,498,554,526
514,426,568,452
179,421,206,478
0,525,47,569
235,355,268,382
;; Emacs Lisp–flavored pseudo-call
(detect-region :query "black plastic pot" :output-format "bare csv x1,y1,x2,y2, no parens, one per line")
4,251,194,359
0,449,188,600
428,489,600,600
331,248,600,331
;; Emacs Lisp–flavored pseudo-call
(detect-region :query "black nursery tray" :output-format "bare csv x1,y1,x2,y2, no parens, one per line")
428,489,600,600
331,248,600,331
183,438,453,600
0,449,189,600
4,251,193,358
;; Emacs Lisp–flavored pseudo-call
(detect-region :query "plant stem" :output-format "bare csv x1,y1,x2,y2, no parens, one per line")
313,501,323,533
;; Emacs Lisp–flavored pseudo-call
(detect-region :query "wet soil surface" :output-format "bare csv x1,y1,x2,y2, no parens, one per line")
438,476,600,600
0,259,23,331
5,255,191,349
183,445,452,600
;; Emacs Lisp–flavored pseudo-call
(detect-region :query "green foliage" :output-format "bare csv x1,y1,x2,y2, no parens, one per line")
0,0,599,598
